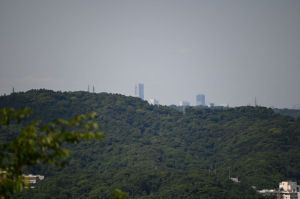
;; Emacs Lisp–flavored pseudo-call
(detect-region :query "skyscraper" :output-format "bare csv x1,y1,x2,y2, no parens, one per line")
196,94,205,106
135,83,144,99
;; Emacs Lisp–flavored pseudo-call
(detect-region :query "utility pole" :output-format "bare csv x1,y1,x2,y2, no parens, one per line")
88,85,90,92
93,85,95,93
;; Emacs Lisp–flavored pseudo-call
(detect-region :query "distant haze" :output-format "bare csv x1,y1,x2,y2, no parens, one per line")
1,0,300,108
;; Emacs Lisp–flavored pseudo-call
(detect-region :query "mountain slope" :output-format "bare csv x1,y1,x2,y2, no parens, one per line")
0,89,299,199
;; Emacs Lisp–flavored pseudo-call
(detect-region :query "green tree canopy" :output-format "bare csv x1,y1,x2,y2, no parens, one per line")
0,108,103,199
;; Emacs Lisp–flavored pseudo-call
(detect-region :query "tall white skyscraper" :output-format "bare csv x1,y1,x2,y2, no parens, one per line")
135,83,144,99
196,94,205,106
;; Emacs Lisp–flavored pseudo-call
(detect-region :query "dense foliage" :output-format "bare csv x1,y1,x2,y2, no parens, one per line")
273,108,300,119
0,108,103,199
0,89,299,199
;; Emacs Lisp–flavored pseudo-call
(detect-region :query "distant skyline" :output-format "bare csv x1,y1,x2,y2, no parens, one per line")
1,0,300,108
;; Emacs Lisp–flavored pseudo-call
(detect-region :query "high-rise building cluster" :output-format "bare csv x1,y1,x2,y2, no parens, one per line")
133,84,228,108
134,83,159,105
179,94,206,107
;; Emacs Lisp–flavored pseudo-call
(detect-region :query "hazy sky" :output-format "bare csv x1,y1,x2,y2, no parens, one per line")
1,0,300,108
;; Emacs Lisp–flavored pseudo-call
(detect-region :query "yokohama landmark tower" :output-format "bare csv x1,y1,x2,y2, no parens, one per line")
135,83,144,100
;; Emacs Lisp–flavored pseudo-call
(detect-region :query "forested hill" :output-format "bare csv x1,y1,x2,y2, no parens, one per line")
273,108,300,119
1,89,300,199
